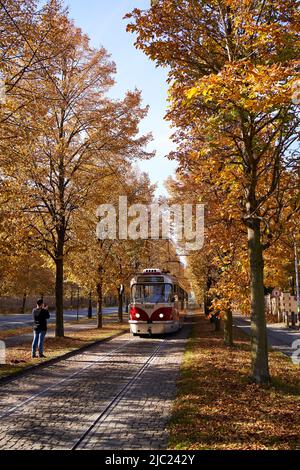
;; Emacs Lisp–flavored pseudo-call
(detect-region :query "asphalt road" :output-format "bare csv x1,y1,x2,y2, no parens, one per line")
234,314,300,360
0,307,120,331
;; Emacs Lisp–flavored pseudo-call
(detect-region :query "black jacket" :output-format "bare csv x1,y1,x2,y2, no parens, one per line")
32,307,50,332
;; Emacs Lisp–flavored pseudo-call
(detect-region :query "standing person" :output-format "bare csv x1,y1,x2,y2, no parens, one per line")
32,299,50,358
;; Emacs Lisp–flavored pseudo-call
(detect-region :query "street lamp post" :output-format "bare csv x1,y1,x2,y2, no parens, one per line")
294,237,300,327
118,284,124,323
77,287,80,322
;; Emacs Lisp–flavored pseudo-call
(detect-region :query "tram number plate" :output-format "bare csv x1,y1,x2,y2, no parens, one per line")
145,304,154,309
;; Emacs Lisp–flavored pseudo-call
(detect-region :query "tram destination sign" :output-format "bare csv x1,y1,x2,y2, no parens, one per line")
137,276,165,283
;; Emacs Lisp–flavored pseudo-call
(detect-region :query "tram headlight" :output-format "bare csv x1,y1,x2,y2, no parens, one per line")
159,313,164,319
135,313,140,319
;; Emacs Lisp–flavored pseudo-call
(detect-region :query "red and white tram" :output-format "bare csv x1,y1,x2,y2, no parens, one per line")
129,269,188,336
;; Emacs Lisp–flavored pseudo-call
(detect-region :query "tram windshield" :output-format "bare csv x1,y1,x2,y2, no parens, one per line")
132,284,173,304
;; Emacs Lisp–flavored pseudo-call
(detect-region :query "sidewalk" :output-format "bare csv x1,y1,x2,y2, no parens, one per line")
0,307,120,331
233,315,300,359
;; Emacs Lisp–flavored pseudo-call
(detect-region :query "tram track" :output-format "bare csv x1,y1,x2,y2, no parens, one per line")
72,339,167,450
0,337,136,420
0,326,189,450
0,335,167,424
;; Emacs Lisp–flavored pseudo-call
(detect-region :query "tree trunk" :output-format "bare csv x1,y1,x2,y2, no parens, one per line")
55,255,64,337
88,291,93,319
97,282,103,329
214,315,221,331
204,294,212,317
118,290,123,323
21,292,27,314
125,295,129,313
55,146,66,338
248,220,270,384
224,308,233,346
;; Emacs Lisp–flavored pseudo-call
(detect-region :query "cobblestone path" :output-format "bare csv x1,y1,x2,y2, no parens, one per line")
0,321,191,450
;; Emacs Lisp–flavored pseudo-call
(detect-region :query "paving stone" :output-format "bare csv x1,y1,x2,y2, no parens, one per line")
0,323,191,450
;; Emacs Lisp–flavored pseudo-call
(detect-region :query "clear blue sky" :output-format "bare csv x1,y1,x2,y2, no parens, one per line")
63,0,177,196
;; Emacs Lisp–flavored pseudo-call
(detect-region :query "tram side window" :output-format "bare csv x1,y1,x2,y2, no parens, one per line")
165,284,173,303
178,287,183,302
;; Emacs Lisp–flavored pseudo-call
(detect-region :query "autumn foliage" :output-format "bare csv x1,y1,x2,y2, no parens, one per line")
127,0,300,383
0,0,157,335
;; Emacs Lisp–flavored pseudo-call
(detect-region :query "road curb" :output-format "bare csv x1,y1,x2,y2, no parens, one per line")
0,329,130,386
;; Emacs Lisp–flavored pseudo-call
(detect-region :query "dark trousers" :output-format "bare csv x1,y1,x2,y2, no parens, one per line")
32,330,46,356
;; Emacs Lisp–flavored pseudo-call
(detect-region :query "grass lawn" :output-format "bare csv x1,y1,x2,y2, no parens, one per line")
168,314,300,450
0,322,129,380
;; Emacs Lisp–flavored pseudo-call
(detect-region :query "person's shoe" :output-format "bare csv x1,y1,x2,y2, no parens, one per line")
39,354,46,358
32,354,37,359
